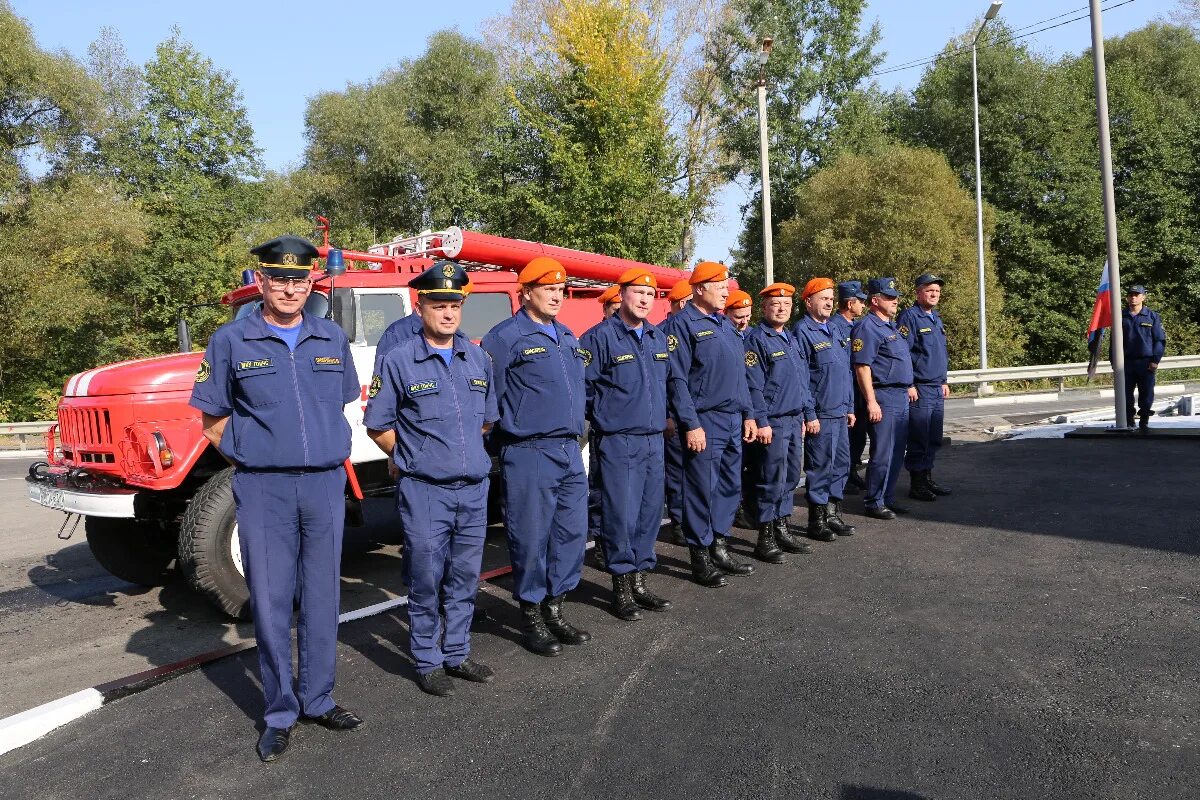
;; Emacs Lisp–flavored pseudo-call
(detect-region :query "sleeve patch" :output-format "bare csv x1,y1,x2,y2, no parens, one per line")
368,375,382,398
195,359,211,383
899,325,910,338
667,334,679,352
578,347,592,366
745,351,759,367
852,339,864,352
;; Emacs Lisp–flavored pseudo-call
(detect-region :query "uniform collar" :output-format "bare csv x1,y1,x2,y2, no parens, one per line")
800,314,833,332
412,331,468,362
242,309,330,342
607,312,656,339
682,301,725,327
756,321,789,338
515,307,569,338
867,313,897,330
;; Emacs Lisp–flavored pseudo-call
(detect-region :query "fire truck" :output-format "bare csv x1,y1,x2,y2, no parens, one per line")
25,223,693,618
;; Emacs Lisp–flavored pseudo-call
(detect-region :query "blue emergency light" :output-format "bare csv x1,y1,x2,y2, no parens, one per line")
325,248,346,276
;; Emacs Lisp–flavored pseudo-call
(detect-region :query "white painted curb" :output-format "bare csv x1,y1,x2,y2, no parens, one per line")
0,688,103,757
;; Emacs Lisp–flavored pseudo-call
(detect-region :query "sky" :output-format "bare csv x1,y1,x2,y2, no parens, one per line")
12,0,1178,262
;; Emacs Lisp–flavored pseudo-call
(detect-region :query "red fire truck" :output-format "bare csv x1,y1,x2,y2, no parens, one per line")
26,224,693,618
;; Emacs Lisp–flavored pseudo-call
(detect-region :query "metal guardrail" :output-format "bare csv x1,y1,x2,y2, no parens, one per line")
0,421,52,451
948,354,1200,388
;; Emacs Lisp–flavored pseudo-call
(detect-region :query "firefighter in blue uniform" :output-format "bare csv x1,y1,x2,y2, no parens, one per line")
663,261,758,587
661,278,693,546
852,277,914,520
482,257,590,657
1120,284,1167,431
744,283,815,562
898,273,952,501
793,278,857,542
830,280,869,493
580,267,673,621
364,262,499,697
588,284,623,570
190,235,364,763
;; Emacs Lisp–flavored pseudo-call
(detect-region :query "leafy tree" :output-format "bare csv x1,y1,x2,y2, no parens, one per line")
777,145,1024,370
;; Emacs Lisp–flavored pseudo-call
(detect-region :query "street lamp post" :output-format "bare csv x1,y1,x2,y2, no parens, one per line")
972,1,1002,393
756,37,774,286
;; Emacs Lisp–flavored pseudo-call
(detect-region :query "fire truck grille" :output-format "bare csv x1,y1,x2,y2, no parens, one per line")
59,407,116,463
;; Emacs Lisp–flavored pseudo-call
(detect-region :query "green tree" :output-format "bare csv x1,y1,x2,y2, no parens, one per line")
708,0,883,284
777,145,1023,370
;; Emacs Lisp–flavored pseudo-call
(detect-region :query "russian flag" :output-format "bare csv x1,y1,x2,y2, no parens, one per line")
1086,260,1110,381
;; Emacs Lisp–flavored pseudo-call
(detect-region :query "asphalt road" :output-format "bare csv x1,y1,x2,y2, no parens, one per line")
1,435,1197,799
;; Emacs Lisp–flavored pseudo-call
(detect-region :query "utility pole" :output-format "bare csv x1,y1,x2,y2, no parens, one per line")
756,37,774,286
972,1,1002,393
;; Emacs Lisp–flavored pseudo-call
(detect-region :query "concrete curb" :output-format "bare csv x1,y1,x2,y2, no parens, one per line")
968,383,1189,407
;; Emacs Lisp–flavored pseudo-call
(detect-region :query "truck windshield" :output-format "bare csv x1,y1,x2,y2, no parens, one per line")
233,292,330,321
461,292,515,340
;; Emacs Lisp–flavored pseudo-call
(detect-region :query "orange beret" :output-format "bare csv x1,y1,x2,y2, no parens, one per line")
617,267,657,289
597,285,620,304
759,282,796,298
725,290,752,310
801,277,836,300
666,281,693,302
689,261,728,285
518,256,567,285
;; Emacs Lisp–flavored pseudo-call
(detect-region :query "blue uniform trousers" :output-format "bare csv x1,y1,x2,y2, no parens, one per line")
232,467,345,730
681,410,742,547
904,384,944,472
746,415,804,523
501,437,587,603
587,431,601,542
849,388,868,468
865,387,910,509
595,433,664,574
1124,358,1156,425
804,416,850,506
395,476,487,676
664,428,683,524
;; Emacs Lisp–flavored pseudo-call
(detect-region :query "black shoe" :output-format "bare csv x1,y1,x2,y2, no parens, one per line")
610,573,643,621
257,725,293,762
541,595,592,645
865,505,896,521
805,502,836,542
305,705,364,731
773,518,813,554
925,471,952,496
710,536,755,575
754,523,785,564
663,521,687,545
445,658,495,683
591,538,609,570
688,545,728,587
417,668,456,697
630,571,671,611
846,469,866,494
908,471,937,501
825,501,856,536
889,503,911,515
519,601,563,657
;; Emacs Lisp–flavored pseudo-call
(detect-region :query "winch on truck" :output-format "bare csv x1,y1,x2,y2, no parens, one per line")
26,221,692,618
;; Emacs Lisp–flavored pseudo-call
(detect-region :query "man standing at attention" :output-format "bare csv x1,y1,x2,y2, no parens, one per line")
190,235,363,762
482,257,590,657
831,280,868,493
1120,284,1167,431
898,273,952,501
662,278,693,545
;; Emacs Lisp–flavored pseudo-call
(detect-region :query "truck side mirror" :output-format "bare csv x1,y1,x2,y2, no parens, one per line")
177,317,193,353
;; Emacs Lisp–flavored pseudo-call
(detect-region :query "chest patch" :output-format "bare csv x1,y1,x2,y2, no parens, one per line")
469,378,488,390
654,352,668,361
236,358,273,371
313,356,341,366
694,329,715,339
769,350,787,360
886,334,898,342
613,353,636,364
1140,322,1153,327
408,380,439,395
919,327,933,334
812,341,831,352
522,346,548,357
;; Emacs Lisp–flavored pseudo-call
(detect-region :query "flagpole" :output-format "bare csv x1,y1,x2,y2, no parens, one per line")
1089,0,1127,427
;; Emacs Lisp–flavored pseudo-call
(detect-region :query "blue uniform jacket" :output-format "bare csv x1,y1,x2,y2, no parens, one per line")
744,322,811,427
1121,307,1166,361
579,314,669,435
481,308,586,440
363,331,499,484
897,305,949,385
372,311,424,377
792,315,853,420
190,310,359,470
663,302,752,431
851,313,915,387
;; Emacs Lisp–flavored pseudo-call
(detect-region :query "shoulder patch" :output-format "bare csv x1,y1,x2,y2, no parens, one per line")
667,334,679,352
368,375,382,398
195,359,211,383
578,347,592,367
852,338,864,352
899,325,910,338
745,351,759,368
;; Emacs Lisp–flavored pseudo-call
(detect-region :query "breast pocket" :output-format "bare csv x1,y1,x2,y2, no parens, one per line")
310,358,345,402
233,367,280,407
408,388,443,422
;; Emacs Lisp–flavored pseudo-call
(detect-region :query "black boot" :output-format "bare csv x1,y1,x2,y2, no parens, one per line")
925,470,951,496
774,518,812,554
541,594,591,645
630,571,671,611
663,521,687,545
609,574,643,621
806,502,836,542
710,535,755,575
754,522,785,564
733,504,753,529
908,471,936,501
688,545,728,588
1138,410,1153,431
826,501,856,536
519,601,562,657
591,537,609,570
846,467,866,494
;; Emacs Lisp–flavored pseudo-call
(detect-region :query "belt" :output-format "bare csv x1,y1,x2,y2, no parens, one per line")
873,383,908,389
237,465,341,475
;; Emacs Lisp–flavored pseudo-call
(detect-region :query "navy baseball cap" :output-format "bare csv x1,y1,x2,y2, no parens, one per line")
837,280,867,302
1127,284,1147,295
867,277,900,298
915,273,945,288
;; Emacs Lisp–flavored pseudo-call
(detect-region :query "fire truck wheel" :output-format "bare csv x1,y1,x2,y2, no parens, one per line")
179,468,250,620
84,517,177,587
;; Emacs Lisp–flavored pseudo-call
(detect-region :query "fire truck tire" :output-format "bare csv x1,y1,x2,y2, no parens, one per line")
84,517,177,587
179,468,250,620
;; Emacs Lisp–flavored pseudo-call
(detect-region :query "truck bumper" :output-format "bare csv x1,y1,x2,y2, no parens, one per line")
26,478,137,518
